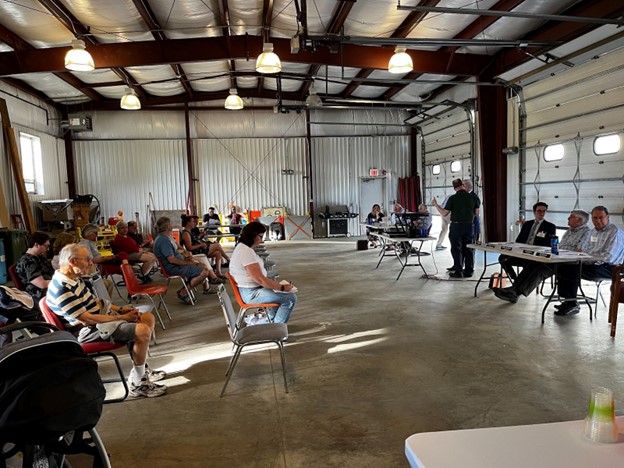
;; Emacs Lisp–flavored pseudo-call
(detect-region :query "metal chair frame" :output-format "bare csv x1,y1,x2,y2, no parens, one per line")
121,263,171,330
216,285,288,397
39,298,130,404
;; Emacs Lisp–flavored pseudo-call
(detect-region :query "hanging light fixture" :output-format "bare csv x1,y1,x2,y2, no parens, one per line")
388,46,413,74
120,87,141,110
64,39,95,72
305,88,322,107
255,43,281,74
224,89,244,110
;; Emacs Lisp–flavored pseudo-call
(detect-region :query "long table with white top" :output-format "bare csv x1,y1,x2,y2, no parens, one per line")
405,416,624,468
469,242,596,322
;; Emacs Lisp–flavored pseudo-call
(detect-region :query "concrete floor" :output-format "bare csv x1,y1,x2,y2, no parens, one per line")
94,238,623,467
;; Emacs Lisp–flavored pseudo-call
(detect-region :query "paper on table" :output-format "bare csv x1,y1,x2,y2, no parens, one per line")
274,279,298,293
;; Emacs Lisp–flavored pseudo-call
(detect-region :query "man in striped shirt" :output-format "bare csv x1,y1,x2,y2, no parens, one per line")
47,243,166,398
554,206,624,316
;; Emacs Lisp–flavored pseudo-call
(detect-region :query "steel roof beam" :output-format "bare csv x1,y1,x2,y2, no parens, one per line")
301,0,355,99
65,88,303,112
0,36,489,77
38,0,146,99
341,0,440,98
397,4,624,26
498,0,624,71
131,0,193,96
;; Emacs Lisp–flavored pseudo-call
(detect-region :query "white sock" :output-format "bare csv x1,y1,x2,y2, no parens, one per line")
132,364,146,385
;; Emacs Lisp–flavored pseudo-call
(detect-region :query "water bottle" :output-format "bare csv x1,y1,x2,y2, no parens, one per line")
551,235,559,255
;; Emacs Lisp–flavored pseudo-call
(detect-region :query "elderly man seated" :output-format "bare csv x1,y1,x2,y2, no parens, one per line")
127,220,153,250
46,243,166,398
492,209,592,304
15,231,54,304
152,216,213,303
79,223,127,266
553,205,624,316
112,221,158,283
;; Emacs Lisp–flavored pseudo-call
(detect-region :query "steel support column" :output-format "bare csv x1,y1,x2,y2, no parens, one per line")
477,69,507,242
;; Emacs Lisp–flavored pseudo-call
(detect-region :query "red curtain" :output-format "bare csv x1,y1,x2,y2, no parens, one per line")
398,176,421,211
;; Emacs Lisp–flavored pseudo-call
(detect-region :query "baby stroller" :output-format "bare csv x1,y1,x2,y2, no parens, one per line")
0,322,111,468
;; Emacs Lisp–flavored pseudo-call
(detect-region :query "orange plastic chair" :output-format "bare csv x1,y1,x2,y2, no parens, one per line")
157,261,195,305
39,298,129,403
121,263,171,330
97,262,124,298
226,272,279,326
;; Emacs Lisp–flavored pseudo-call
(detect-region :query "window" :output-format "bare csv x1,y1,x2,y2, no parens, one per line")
543,143,564,162
432,164,441,175
19,133,44,194
594,134,620,155
450,161,461,173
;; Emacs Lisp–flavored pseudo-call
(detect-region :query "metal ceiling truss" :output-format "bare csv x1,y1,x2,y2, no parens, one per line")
0,0,618,112
396,4,624,26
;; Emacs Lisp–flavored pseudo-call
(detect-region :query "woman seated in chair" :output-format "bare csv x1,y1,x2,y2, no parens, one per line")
229,222,297,323
366,204,384,247
180,215,230,278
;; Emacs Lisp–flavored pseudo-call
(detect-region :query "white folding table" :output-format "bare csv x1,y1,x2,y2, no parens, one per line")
405,416,624,468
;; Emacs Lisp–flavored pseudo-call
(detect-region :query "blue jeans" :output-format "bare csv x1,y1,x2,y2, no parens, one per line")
239,286,297,323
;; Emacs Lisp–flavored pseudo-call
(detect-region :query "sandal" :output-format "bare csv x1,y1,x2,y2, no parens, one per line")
177,290,192,305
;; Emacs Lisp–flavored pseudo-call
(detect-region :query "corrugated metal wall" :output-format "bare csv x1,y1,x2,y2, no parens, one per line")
73,140,189,223
195,137,307,216
312,135,410,237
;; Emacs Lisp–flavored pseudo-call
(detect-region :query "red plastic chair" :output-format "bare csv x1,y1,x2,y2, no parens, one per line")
226,272,279,326
121,263,171,330
157,261,195,305
8,264,26,291
39,298,130,403
97,262,124,298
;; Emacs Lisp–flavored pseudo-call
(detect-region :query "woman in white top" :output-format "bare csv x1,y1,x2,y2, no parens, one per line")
229,222,297,323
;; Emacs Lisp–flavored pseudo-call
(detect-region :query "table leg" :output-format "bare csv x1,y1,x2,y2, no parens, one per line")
541,265,559,324
375,235,387,269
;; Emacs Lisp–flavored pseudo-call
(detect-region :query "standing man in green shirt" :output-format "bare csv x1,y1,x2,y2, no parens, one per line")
432,178,478,278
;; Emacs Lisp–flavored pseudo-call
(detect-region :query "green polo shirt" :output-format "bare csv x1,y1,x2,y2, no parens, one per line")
444,190,477,222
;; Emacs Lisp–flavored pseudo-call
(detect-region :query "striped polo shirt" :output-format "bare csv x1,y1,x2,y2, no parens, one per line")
47,270,100,326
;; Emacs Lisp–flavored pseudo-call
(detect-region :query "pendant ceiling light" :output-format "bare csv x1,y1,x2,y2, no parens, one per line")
64,39,95,72
255,43,281,74
305,88,322,107
120,87,141,110
224,89,244,110
388,46,413,74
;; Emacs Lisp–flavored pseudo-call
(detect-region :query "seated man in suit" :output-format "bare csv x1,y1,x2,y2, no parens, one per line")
499,202,556,280
553,205,624,316
492,210,591,303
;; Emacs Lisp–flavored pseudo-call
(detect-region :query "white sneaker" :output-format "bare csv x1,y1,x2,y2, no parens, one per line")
130,377,167,398
145,364,167,382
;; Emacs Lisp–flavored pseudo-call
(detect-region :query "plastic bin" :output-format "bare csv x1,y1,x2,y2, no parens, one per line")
0,229,27,267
